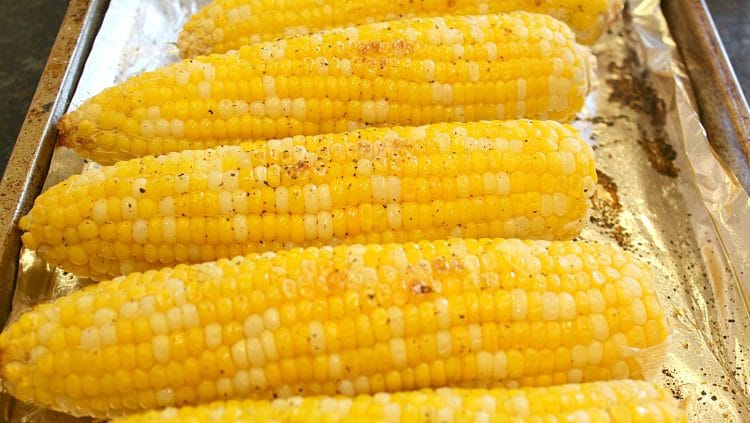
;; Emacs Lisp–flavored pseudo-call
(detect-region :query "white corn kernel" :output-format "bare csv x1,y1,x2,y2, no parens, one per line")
263,309,280,331
204,323,223,349
80,326,101,350
317,211,334,241
149,312,169,335
197,81,211,99
246,338,266,367
232,370,251,396
155,389,176,407
260,330,279,361
590,314,610,341
492,351,508,380
249,367,267,390
244,315,264,337
181,304,200,328
303,185,319,214
386,307,404,337
304,214,317,240
132,220,148,244
468,324,483,352
166,307,183,331
152,335,171,363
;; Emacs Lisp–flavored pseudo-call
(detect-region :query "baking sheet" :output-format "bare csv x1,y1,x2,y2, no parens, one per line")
4,0,750,421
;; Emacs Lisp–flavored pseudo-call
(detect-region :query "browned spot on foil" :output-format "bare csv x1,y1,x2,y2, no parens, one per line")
590,170,632,249
606,47,679,177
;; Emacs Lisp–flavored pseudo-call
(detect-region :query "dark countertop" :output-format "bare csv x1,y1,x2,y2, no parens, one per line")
1,1,69,177
707,0,750,96
0,0,748,177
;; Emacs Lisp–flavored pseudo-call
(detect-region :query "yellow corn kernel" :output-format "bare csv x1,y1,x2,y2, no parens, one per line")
0,239,667,418
60,13,590,164
180,0,619,58
126,380,682,422
25,120,596,279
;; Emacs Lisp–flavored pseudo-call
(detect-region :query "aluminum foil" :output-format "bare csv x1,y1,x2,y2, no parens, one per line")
4,0,750,421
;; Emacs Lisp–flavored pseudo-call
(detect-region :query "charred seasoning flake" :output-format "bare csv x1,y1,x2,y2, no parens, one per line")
432,257,451,273
606,47,679,178
410,280,434,295
589,170,632,249
661,367,684,400
357,39,414,57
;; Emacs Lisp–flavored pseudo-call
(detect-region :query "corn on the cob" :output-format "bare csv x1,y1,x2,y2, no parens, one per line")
179,0,623,57
0,238,669,418
26,120,597,280
60,12,591,164
114,381,686,422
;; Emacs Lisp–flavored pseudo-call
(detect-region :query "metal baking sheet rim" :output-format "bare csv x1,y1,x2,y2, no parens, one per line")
0,0,109,328
0,0,748,421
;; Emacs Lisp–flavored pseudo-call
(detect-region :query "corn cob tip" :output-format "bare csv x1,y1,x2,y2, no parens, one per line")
574,0,624,44
579,45,597,99
177,27,207,59
568,0,624,44
57,112,87,151
58,110,128,164
57,114,72,147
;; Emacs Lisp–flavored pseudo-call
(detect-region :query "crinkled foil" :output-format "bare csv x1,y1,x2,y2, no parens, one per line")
4,0,750,421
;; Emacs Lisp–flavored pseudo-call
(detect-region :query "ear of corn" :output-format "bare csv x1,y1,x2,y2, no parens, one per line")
59,12,591,164
25,120,597,280
0,238,669,418
114,380,685,422
179,0,624,57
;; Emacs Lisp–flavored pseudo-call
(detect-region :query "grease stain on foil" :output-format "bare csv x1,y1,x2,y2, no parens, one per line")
606,45,679,178
589,170,632,249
